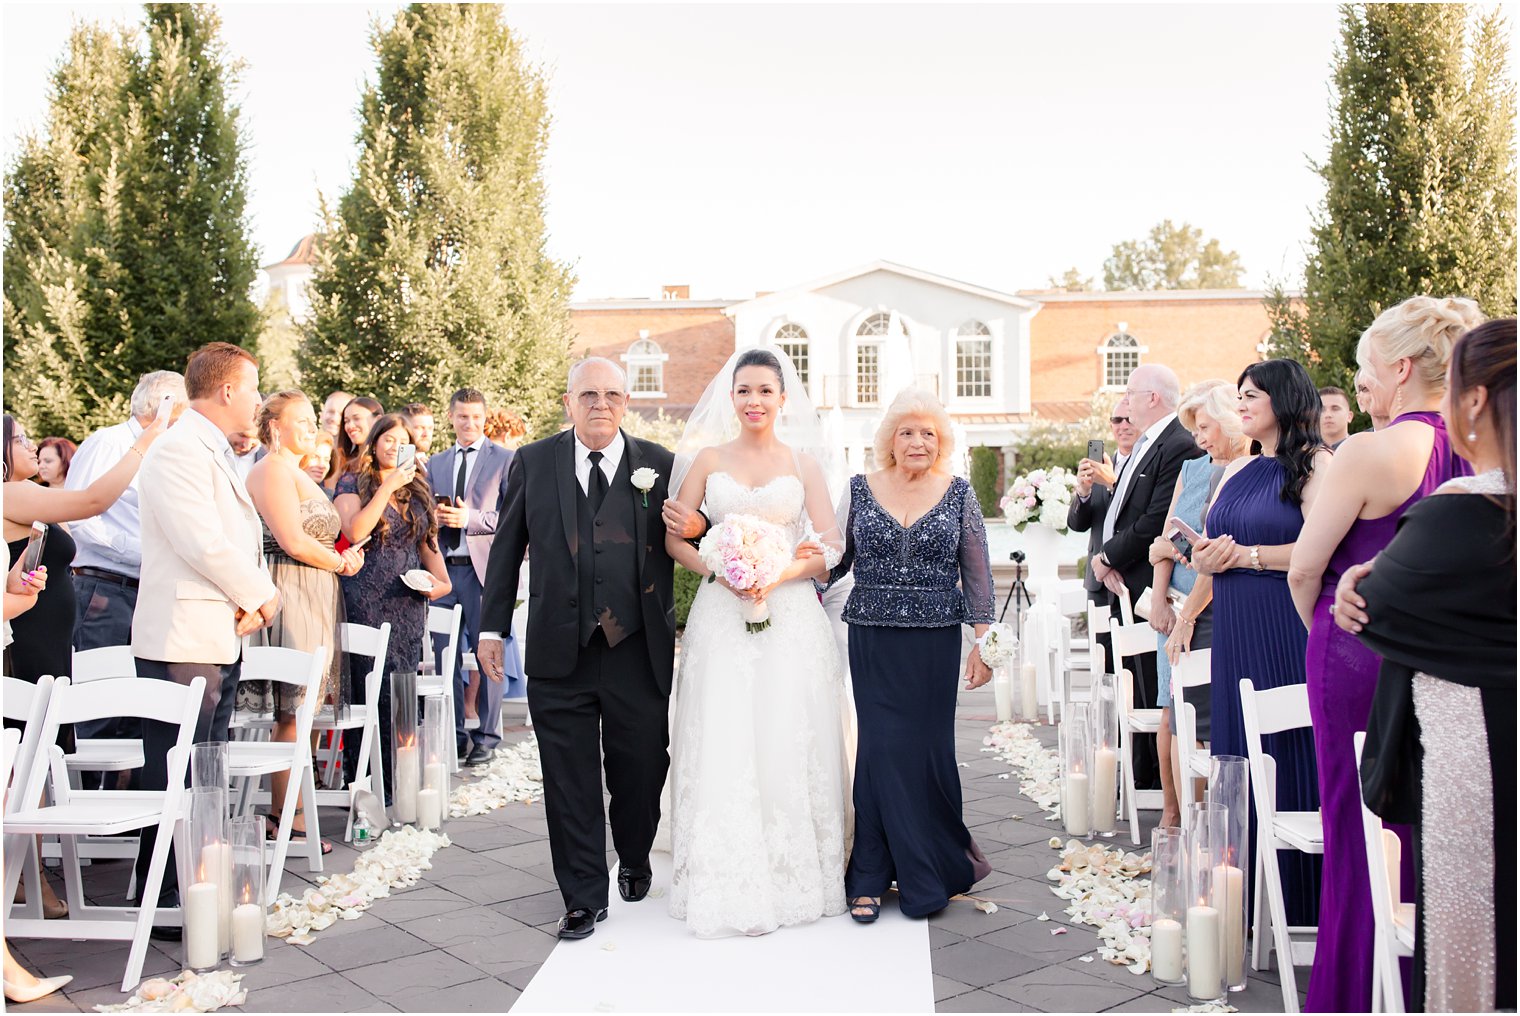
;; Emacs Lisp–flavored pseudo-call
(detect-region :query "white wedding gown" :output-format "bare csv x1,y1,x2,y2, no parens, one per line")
665,471,850,937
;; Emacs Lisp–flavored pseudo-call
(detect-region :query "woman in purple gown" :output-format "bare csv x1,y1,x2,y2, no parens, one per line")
1287,297,1481,1012
1193,359,1332,931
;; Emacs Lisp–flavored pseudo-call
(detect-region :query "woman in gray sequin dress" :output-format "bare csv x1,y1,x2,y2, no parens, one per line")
830,389,994,922
246,394,366,847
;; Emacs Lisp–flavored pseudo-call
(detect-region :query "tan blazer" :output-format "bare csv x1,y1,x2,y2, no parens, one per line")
131,408,277,665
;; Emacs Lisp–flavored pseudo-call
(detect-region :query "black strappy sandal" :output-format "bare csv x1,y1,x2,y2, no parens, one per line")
265,812,334,855
849,896,881,924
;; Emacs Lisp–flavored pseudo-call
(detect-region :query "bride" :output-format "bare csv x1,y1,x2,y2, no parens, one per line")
662,347,850,937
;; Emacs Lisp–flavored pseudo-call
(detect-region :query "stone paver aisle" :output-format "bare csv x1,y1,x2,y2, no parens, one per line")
10,686,1301,1013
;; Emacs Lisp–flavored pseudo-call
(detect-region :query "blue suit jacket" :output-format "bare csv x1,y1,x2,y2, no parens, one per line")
426,440,513,586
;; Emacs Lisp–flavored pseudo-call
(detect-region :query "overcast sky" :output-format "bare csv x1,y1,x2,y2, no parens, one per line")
5,3,1362,300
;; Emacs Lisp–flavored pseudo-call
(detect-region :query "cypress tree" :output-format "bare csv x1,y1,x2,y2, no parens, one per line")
301,4,575,434
1268,4,1517,389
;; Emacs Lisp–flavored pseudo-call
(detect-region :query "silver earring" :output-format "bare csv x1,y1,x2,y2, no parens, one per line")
1468,417,1478,442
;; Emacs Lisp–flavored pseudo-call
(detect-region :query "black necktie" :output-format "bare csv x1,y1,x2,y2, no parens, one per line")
587,451,608,513
442,446,474,553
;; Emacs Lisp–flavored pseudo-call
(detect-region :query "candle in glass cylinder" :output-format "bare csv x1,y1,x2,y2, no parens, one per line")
993,666,1012,722
424,762,448,793
231,903,264,964
393,742,420,823
1186,904,1223,1000
1063,772,1090,835
1151,917,1184,982
417,788,442,830
185,881,220,970
199,842,233,955
1211,863,1245,985
1020,663,1038,720
1091,746,1118,832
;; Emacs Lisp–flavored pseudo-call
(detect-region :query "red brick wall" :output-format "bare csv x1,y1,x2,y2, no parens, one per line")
570,306,735,413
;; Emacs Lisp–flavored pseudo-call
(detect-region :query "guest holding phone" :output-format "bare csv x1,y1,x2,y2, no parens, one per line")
334,413,450,793
246,392,366,849
334,396,383,481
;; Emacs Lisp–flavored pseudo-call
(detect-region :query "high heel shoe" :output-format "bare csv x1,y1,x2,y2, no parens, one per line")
4,974,73,1003
849,897,881,924
13,884,68,920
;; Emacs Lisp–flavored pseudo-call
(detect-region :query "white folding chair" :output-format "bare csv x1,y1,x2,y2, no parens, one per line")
3,674,204,992
1172,648,1214,809
1109,616,1163,844
228,645,326,901
1354,732,1414,1014
1027,605,1063,724
421,604,462,774
1239,678,1323,1014
313,621,390,837
63,646,145,782
3,675,56,921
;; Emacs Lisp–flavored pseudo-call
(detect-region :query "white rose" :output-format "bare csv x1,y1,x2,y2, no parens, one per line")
630,466,659,492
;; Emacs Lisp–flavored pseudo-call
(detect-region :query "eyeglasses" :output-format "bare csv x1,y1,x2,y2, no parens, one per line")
573,389,628,408
1109,416,1130,425
10,434,34,450
1123,388,1157,400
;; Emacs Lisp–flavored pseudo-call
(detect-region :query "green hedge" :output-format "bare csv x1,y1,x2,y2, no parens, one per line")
674,565,702,627
969,446,1001,518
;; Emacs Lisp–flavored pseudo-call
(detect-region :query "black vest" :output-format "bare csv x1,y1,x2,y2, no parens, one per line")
576,453,643,647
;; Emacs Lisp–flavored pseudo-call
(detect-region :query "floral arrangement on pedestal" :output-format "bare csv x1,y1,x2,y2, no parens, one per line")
1000,467,1079,532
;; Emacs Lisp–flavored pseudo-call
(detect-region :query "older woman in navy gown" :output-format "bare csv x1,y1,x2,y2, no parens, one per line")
830,388,994,923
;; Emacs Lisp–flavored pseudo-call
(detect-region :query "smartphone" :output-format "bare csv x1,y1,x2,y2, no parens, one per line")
1168,516,1204,544
349,535,372,551
434,494,454,507
395,443,416,472
155,393,176,423
1086,439,1106,463
20,521,47,573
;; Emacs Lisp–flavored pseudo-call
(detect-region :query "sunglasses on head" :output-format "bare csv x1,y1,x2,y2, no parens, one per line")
1109,416,1129,425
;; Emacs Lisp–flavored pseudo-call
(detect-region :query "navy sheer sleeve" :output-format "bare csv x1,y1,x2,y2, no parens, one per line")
958,484,995,624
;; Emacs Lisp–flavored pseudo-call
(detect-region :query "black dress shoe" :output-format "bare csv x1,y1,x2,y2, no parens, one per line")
465,745,495,766
149,924,183,942
557,907,607,939
617,864,652,902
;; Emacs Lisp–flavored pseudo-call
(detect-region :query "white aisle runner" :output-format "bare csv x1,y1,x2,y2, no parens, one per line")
511,853,933,1013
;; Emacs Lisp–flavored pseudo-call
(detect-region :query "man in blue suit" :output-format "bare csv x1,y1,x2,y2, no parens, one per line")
427,388,516,765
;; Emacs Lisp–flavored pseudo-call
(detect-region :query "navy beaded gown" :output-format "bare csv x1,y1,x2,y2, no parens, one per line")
832,474,995,916
1206,455,1321,925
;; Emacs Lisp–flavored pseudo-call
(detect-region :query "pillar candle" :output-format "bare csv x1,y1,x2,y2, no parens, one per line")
1211,863,1245,985
1151,917,1184,982
1063,772,1090,835
231,902,264,964
417,788,442,831
423,762,448,794
1091,747,1118,832
993,666,1012,722
1020,663,1038,720
185,881,220,970
200,842,233,956
1186,904,1223,1000
393,744,419,823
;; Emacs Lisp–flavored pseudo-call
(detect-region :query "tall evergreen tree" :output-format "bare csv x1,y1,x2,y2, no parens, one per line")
301,4,575,434
1267,4,1517,389
3,5,260,438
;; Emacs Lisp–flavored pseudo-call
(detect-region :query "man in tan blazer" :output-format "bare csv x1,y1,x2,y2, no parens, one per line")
131,341,279,923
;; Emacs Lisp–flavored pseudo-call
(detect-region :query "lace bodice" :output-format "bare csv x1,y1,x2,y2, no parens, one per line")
263,497,340,558
1445,468,1509,495
704,471,843,567
832,474,995,627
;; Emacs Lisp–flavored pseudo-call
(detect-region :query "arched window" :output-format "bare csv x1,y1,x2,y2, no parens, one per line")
622,332,668,397
854,312,898,405
773,322,809,387
1101,332,1141,389
955,320,993,398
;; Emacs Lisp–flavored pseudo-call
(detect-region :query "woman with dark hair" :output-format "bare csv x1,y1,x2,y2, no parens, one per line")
334,413,450,792
1286,296,1479,1012
1191,358,1330,928
334,396,383,483
35,437,76,487
1336,319,1515,1013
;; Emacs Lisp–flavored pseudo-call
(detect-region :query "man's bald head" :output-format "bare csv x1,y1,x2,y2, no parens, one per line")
1119,364,1181,431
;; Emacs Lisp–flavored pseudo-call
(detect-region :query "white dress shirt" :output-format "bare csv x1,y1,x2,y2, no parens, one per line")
64,418,146,576
1102,412,1177,545
450,436,490,497
574,430,624,496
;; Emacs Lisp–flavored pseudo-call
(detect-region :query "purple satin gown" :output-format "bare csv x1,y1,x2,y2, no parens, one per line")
1303,412,1468,1012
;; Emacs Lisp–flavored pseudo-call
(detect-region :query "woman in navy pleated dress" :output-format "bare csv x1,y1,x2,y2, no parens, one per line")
1192,359,1330,927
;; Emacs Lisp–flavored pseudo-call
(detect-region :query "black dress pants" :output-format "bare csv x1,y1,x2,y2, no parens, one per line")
133,658,241,905
526,629,669,912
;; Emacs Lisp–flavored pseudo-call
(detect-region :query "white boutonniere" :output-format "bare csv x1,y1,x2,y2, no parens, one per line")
630,467,659,507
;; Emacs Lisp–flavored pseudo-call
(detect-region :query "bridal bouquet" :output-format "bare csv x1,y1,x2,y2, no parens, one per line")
698,513,790,633
1001,467,1079,532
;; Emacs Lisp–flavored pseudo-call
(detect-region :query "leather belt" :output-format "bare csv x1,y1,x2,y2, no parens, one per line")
71,566,140,590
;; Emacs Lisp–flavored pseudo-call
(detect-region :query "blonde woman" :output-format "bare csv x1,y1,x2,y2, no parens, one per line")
1147,380,1249,828
245,393,365,851
1287,295,1481,1014
829,388,994,922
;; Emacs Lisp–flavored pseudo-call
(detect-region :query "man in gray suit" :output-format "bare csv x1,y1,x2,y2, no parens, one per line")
1069,412,1138,600
426,388,515,765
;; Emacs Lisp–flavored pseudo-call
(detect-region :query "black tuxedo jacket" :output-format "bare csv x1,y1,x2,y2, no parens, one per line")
1098,417,1201,603
1067,479,1115,595
480,429,678,688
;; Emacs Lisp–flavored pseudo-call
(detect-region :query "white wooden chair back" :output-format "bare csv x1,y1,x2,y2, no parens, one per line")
339,621,391,712
1,726,19,789
71,645,138,683
1056,579,1089,617
1173,648,1214,807
1109,619,1155,664
1354,732,1413,1014
1085,601,1110,636
425,604,462,687
242,646,326,744
1116,588,1137,627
